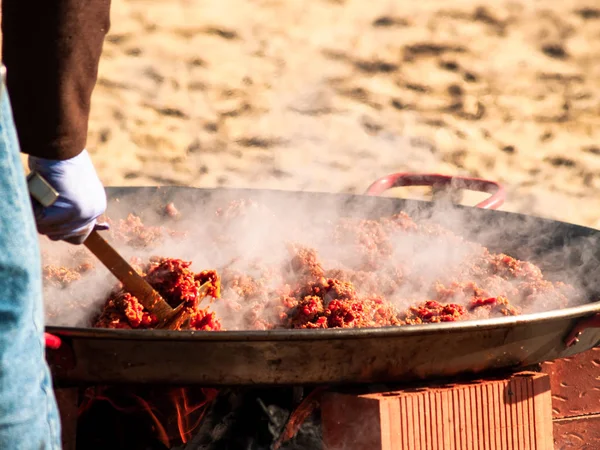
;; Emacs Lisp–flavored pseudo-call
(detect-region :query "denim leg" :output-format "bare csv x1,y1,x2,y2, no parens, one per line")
0,80,61,447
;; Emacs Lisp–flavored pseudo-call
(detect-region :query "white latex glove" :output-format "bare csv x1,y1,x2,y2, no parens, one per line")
28,149,107,244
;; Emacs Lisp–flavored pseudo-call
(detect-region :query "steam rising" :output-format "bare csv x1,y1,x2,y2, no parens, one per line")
39,185,597,329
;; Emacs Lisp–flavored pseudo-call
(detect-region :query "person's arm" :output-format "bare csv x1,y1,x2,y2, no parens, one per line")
2,0,112,244
2,0,111,160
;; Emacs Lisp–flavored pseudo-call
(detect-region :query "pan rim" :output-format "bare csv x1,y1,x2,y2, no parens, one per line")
45,298,600,341
106,185,600,233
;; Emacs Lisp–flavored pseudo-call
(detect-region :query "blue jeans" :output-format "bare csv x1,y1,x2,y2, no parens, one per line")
0,74,61,448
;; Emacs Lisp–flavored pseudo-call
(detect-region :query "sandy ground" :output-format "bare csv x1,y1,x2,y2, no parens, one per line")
23,1,600,227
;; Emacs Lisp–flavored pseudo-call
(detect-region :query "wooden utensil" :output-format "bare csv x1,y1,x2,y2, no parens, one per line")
83,230,189,330
27,172,188,330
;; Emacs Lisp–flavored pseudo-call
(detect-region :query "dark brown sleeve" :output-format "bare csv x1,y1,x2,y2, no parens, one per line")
1,0,111,160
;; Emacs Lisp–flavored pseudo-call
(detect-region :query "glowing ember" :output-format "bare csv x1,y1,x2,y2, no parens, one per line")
272,387,326,450
171,388,218,444
77,386,218,449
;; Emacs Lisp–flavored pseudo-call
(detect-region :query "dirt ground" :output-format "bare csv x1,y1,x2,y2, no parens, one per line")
25,1,600,227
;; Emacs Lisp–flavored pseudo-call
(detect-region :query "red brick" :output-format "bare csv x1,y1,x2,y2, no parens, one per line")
322,372,553,450
540,347,600,418
553,414,600,449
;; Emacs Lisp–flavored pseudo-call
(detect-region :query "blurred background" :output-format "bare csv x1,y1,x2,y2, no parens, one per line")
28,0,600,227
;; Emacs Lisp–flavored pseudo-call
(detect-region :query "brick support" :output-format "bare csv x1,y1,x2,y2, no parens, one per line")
541,347,600,449
322,372,553,450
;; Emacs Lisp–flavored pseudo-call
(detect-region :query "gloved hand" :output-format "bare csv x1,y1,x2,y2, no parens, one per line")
28,149,107,245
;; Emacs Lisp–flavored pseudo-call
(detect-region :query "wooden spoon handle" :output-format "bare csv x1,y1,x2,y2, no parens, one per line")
27,171,181,329
84,230,176,324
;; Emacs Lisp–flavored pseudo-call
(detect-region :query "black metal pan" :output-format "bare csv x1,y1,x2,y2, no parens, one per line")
44,174,600,386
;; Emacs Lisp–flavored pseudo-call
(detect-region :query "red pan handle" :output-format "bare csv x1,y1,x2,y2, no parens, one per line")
365,173,505,210
565,314,600,347
45,332,62,349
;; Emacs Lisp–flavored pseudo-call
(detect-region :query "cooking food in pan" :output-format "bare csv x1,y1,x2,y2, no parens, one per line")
42,199,579,331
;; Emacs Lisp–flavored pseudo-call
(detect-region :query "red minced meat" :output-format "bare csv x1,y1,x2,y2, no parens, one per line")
40,201,578,332
93,258,221,330
400,300,467,324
